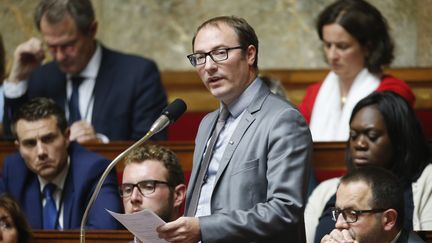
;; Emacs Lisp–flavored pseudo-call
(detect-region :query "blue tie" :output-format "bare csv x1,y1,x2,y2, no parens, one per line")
69,76,84,124
43,183,58,229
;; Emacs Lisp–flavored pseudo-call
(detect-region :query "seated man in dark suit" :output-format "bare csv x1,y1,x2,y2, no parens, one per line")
120,144,186,243
3,0,167,143
321,167,424,243
0,97,122,229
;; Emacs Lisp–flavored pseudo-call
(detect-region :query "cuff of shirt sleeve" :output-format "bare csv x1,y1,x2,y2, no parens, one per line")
3,80,28,98
96,133,110,143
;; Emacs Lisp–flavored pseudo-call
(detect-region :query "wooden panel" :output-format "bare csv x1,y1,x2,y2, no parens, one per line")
0,141,346,181
161,68,432,111
30,229,432,243
33,230,133,243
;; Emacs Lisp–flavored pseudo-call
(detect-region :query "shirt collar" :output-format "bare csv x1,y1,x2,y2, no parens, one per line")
224,77,262,118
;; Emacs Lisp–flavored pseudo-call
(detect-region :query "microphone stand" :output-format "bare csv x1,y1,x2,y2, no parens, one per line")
79,130,155,243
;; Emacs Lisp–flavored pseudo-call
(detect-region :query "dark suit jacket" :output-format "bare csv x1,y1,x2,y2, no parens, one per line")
185,82,313,242
3,45,167,140
0,142,122,229
397,229,425,243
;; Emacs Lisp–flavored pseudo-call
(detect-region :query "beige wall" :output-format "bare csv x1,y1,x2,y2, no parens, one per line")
1,0,431,72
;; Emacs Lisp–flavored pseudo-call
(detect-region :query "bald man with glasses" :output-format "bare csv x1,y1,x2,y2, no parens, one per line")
321,167,424,243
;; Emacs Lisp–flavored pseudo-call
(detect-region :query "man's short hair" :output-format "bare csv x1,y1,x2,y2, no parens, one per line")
124,144,185,187
340,166,404,229
11,97,67,138
34,0,95,34
192,16,259,71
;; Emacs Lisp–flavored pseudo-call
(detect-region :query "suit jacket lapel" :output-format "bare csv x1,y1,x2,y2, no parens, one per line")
62,169,74,229
23,176,43,229
91,46,115,127
214,85,270,186
189,111,219,195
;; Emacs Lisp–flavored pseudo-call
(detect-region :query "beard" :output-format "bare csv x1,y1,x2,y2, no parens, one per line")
355,218,388,243
156,192,175,222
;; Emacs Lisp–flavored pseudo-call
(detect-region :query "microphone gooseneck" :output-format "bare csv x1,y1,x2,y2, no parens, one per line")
80,99,187,243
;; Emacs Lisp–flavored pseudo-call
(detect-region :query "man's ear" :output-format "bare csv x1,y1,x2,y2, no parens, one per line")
173,184,186,208
64,128,71,146
87,21,98,37
382,209,398,231
246,45,257,66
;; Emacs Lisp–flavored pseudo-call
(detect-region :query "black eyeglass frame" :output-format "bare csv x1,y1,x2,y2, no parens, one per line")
331,207,387,223
119,180,171,198
187,46,244,66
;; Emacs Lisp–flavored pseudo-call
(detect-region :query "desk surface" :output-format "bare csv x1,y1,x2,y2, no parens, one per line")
33,230,133,243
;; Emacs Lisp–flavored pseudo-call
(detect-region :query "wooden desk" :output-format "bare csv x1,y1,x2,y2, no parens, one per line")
31,230,432,243
33,230,133,243
0,141,346,182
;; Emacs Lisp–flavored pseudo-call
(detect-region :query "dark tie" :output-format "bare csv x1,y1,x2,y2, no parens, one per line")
43,183,58,229
68,76,84,124
187,106,229,216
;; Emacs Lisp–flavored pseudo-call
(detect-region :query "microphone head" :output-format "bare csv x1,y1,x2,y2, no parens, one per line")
162,98,187,123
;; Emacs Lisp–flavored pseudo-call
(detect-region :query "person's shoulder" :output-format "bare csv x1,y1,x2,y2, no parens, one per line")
3,152,27,169
2,153,30,184
311,178,340,199
414,163,432,185
378,74,415,105
68,142,110,169
380,75,407,85
263,93,304,118
306,81,324,92
30,60,62,78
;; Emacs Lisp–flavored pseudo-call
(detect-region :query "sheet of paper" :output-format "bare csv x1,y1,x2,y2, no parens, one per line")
106,209,168,243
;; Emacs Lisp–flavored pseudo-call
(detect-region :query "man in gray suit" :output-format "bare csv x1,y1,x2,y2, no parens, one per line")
321,167,425,243
157,16,312,242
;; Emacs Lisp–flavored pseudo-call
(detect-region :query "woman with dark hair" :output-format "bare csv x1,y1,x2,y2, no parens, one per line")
304,91,431,243
299,0,415,141
0,194,33,243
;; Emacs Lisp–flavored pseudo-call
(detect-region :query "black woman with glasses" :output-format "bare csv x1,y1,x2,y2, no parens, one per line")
305,91,432,243
120,144,186,227
321,166,425,243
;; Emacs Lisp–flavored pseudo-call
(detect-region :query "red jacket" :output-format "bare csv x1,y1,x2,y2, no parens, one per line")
298,75,415,124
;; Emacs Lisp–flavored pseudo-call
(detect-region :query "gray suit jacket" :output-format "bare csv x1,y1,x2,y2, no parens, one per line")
185,83,313,243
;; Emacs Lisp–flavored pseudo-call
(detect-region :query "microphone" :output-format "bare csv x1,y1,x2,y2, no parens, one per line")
80,99,187,243
149,98,187,134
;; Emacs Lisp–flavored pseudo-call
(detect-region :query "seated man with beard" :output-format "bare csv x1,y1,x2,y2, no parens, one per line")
119,144,186,243
321,167,424,243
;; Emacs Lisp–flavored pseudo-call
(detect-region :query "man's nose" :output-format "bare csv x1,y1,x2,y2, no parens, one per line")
36,141,47,158
335,213,349,229
130,186,143,203
204,55,217,71
53,47,67,62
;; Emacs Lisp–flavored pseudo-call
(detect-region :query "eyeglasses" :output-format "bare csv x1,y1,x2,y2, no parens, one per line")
331,207,387,223
119,180,171,198
187,46,243,66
